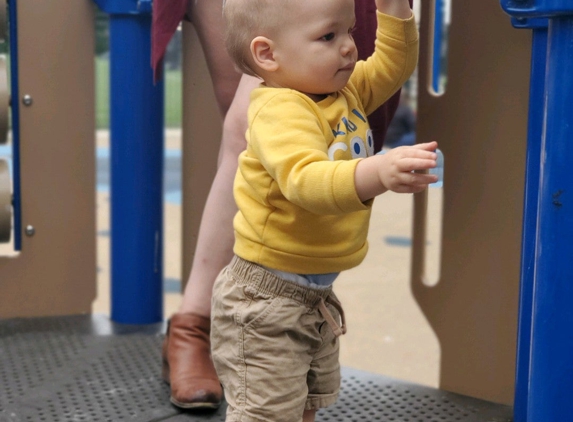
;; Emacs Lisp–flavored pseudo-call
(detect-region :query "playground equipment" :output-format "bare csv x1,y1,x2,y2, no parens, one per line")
0,0,96,316
502,2,573,420
95,0,165,325
0,0,571,420
0,0,10,243
0,159,9,243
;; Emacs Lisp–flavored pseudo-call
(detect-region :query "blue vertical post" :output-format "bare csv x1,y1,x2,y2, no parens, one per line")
511,19,548,422
528,16,573,420
432,0,444,93
502,1,573,420
8,0,22,250
95,0,164,324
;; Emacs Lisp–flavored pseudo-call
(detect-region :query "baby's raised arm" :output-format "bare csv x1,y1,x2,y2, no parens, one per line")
375,0,413,19
354,142,439,201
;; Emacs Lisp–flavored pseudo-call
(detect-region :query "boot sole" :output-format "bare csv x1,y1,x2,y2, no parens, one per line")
170,396,221,410
163,359,222,410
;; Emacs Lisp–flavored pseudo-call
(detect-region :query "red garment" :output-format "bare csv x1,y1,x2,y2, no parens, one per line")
353,0,413,150
151,0,187,82
151,0,414,149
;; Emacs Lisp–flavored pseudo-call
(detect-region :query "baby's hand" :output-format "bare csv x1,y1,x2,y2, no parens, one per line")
375,0,413,19
377,142,438,193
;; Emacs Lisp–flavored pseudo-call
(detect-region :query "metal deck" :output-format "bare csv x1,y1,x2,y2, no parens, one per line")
0,315,513,421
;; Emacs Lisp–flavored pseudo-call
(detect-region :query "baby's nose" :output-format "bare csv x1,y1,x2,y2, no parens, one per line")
342,39,356,56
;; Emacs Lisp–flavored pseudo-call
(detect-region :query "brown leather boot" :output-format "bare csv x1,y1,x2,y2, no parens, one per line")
162,312,223,409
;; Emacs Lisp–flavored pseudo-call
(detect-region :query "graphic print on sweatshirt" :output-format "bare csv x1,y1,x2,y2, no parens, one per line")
328,108,374,160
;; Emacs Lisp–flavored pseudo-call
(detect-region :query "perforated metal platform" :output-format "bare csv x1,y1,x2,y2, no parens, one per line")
0,315,513,422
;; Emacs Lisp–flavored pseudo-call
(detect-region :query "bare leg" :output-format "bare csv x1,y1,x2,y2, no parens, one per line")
162,75,257,409
303,409,317,422
161,0,260,410
178,0,260,316
163,76,257,408
178,75,259,317
185,0,242,115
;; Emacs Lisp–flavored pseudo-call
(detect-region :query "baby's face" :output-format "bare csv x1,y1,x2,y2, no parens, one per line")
267,0,357,98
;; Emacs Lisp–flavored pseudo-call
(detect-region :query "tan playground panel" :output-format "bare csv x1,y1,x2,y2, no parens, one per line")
0,0,96,317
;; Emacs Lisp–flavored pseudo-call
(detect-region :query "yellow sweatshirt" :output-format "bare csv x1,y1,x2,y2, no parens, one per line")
233,12,419,274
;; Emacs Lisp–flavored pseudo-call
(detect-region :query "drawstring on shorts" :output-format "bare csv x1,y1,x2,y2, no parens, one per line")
317,295,347,337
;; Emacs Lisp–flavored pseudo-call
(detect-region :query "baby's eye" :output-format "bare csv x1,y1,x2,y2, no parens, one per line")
321,32,335,41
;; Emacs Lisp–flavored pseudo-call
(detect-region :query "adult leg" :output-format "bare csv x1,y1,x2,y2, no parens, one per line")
162,0,260,409
179,75,257,317
163,74,259,409
185,0,242,115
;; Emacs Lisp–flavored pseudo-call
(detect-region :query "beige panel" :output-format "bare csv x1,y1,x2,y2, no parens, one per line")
412,0,531,404
0,0,6,42
181,23,222,286
0,56,7,144
0,158,9,242
0,0,96,317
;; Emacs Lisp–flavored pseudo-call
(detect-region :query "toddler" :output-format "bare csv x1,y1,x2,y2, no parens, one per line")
211,0,438,421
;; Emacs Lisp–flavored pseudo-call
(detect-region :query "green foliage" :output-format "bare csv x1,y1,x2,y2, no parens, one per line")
95,57,182,129
95,57,109,129
95,9,109,56
94,10,183,129
164,66,182,128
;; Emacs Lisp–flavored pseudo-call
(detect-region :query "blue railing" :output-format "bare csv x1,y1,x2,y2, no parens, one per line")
501,1,573,420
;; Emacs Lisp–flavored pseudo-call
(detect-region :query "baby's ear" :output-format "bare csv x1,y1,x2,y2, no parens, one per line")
250,36,279,72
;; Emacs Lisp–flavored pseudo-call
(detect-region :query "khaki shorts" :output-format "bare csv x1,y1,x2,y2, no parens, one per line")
211,256,346,422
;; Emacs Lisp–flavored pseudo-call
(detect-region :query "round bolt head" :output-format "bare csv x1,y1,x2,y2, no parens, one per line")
25,225,35,236
22,95,33,106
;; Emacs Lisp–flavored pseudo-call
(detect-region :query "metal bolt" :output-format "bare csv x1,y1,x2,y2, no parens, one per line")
22,95,33,106
25,225,35,236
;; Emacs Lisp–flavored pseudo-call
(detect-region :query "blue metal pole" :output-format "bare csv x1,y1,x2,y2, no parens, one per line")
513,23,547,422
432,0,444,93
9,0,22,250
528,16,573,420
108,12,165,324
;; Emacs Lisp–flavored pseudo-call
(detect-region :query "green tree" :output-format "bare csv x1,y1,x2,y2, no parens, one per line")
95,9,109,56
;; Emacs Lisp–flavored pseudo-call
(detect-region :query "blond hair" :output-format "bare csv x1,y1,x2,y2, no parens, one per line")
223,0,289,76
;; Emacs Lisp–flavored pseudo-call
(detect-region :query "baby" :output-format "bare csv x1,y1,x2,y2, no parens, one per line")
211,0,438,421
